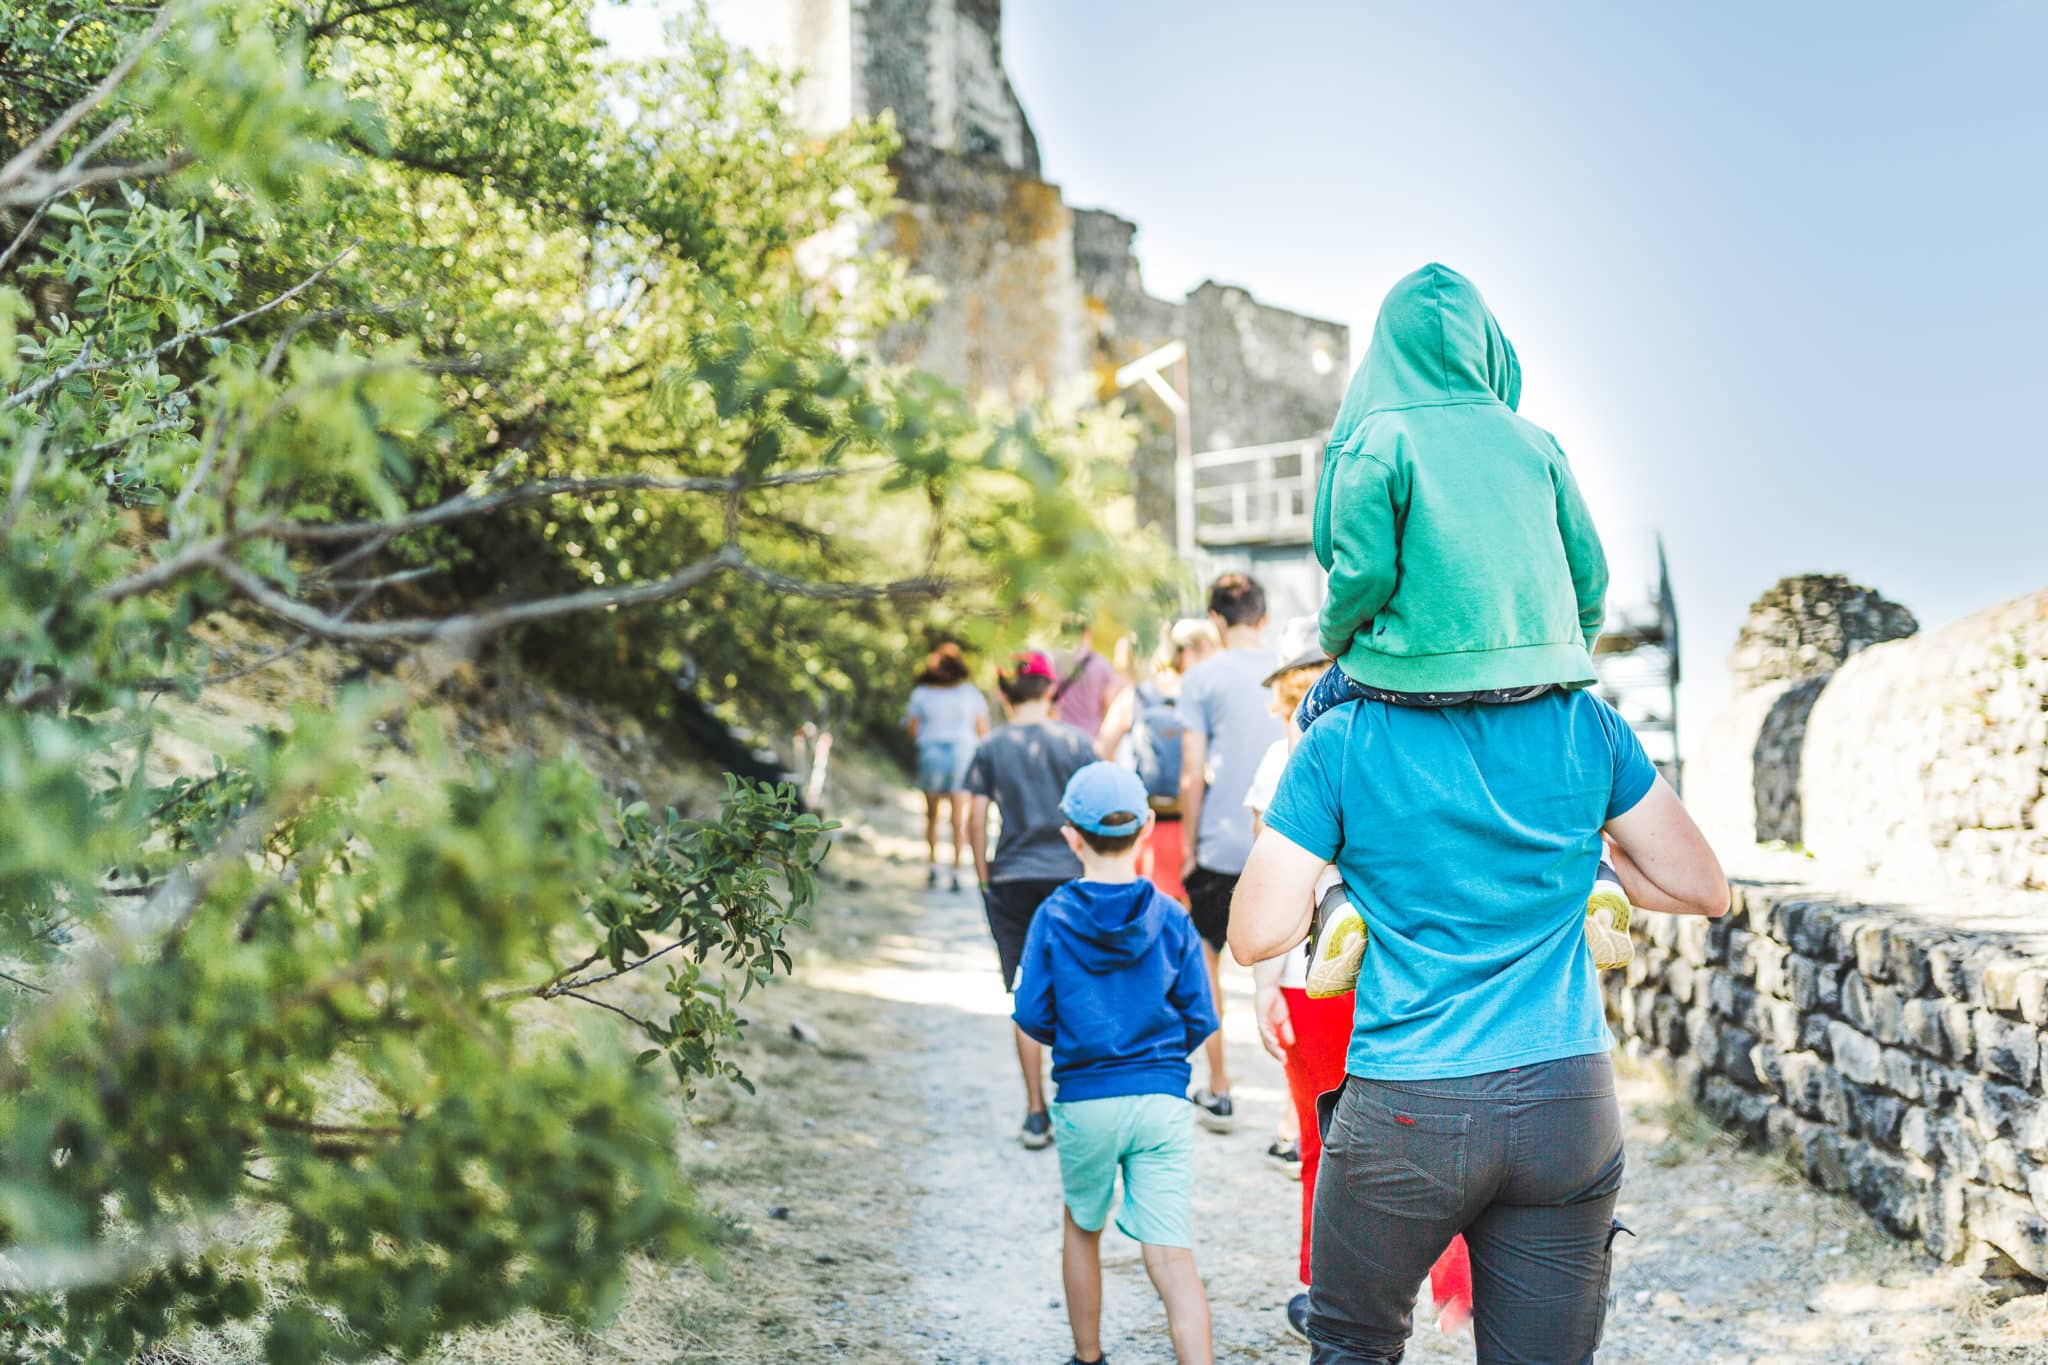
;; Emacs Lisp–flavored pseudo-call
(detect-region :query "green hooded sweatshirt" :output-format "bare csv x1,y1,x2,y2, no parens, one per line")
1313,263,1608,692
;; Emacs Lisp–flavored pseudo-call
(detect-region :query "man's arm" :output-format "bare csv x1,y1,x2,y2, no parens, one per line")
1096,684,1135,760
1228,826,1326,966
1177,727,1208,881
1604,777,1728,917
1553,456,1610,652
967,795,993,886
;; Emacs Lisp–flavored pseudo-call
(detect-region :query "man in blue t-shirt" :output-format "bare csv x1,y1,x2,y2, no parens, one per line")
1228,689,1727,1364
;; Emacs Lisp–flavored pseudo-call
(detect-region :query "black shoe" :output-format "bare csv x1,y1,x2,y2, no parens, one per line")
1065,1356,1108,1365
1286,1291,1310,1340
1020,1110,1053,1149
1190,1087,1235,1133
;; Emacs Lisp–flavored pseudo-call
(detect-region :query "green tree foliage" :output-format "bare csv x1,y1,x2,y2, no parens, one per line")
0,1,1166,1358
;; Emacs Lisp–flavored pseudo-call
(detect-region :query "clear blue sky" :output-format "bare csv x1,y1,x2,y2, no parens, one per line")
999,1,2046,743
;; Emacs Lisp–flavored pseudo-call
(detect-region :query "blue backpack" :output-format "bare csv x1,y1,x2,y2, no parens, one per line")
1130,682,1186,802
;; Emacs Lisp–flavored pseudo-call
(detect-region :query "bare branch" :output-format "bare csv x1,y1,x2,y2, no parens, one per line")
556,989,655,1033
212,544,742,642
74,414,191,465
0,969,49,995
1,152,194,209
0,6,176,202
265,460,896,546
6,243,358,413
731,557,945,603
0,189,62,277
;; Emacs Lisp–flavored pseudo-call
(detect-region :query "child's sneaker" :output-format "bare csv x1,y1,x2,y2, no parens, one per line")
1020,1110,1053,1150
1306,866,1366,999
1585,861,1633,971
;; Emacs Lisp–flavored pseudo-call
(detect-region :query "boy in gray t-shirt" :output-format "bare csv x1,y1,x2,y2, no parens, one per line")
966,650,1098,1150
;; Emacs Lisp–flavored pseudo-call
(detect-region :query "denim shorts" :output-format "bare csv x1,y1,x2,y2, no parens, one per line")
1051,1092,1196,1248
914,739,975,793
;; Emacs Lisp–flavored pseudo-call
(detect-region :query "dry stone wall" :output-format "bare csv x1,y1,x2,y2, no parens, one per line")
1609,880,2048,1276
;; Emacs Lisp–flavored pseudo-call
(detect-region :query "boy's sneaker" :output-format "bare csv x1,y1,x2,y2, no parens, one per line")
1285,1292,1310,1340
1266,1137,1302,1178
1190,1088,1235,1133
949,870,964,894
1306,872,1366,999
1020,1110,1053,1150
926,865,940,890
1585,862,1634,971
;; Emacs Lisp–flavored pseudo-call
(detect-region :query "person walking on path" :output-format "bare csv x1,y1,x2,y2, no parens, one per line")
1095,618,1221,907
906,643,990,893
1013,762,1219,1365
1176,573,1281,1132
1054,618,1121,737
966,651,1100,1149
1231,688,1727,1364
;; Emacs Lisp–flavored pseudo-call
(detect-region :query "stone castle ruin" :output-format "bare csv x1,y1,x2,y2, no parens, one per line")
750,0,1350,605
1620,578,2048,1282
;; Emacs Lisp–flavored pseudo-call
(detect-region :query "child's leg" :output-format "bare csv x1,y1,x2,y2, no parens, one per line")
1292,661,1366,733
1014,1025,1047,1113
922,789,941,867
1200,942,1230,1096
947,790,969,870
1140,1243,1213,1365
1062,1208,1106,1362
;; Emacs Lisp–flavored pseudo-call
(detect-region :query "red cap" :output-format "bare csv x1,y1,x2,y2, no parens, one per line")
1013,650,1056,680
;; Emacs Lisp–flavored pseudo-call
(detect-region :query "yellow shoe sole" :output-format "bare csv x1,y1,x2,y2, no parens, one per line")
1306,911,1367,999
1586,888,1633,971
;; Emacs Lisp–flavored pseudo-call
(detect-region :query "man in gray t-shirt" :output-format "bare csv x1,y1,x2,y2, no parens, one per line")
1173,573,1280,1129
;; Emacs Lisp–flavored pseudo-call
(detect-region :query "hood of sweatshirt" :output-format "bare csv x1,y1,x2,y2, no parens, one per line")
1040,879,1169,972
1328,263,1521,446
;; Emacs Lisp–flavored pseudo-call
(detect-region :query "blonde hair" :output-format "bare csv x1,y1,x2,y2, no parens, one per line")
1268,664,1323,719
1155,618,1221,676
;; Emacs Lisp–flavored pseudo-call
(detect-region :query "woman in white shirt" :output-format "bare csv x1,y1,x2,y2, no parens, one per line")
905,643,991,892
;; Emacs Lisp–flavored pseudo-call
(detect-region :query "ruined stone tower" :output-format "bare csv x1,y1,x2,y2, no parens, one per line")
742,0,1351,565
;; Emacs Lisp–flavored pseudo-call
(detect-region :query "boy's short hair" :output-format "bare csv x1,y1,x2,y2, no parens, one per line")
1208,573,1266,627
1073,808,1144,856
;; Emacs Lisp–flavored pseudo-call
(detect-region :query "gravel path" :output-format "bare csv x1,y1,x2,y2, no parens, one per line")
814,868,2048,1364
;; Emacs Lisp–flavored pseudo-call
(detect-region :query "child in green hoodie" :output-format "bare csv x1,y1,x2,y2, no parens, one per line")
1299,264,1633,996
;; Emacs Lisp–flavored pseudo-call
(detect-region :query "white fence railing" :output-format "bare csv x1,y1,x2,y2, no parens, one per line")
1190,437,1321,546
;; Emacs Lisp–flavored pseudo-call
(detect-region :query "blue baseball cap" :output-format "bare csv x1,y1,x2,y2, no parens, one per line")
1059,762,1153,836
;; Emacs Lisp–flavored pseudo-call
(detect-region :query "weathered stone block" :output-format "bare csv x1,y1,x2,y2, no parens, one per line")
1829,1021,1884,1086
1675,917,1713,967
1645,913,1679,951
1708,974,1760,1028
1881,1047,1924,1100
1983,957,2028,1014
1752,939,1792,999
1652,996,1688,1055
2030,1166,2048,1220
1985,1137,2026,1191
1851,1087,1908,1148
1719,1027,1762,1088
1924,1174,1971,1261
1960,1076,2038,1143
1724,926,1759,979
1664,957,1697,1006
1973,1010,2043,1090
1789,955,1842,1013
1807,1129,1854,1193
1901,996,1972,1064
1966,1188,2048,1277
1900,1108,1938,1161
1937,1115,1986,1181
1926,939,1987,1004
1844,975,1906,1045
1919,1061,1965,1110
1760,997,1803,1052
1887,934,1934,995
2015,968,2048,1027
1850,1146,1923,1236
1801,1012,1835,1059
1853,921,1891,982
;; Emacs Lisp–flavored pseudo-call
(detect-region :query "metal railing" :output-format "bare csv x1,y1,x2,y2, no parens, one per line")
1190,437,1322,546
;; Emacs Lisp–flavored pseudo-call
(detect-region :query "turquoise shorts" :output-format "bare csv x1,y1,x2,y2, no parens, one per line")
1050,1093,1195,1248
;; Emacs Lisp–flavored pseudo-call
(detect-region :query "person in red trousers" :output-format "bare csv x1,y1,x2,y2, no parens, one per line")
1245,623,1473,1342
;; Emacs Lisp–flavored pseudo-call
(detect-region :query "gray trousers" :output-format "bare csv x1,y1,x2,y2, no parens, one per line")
1308,1053,1628,1365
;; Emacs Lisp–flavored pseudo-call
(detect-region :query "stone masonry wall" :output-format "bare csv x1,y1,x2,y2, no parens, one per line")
1609,880,2048,1276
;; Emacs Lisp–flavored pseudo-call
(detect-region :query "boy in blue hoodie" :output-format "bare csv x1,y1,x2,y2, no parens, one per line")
1013,762,1219,1365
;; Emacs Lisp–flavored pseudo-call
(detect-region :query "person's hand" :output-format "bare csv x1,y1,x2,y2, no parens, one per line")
1180,845,1199,883
1255,982,1295,1062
